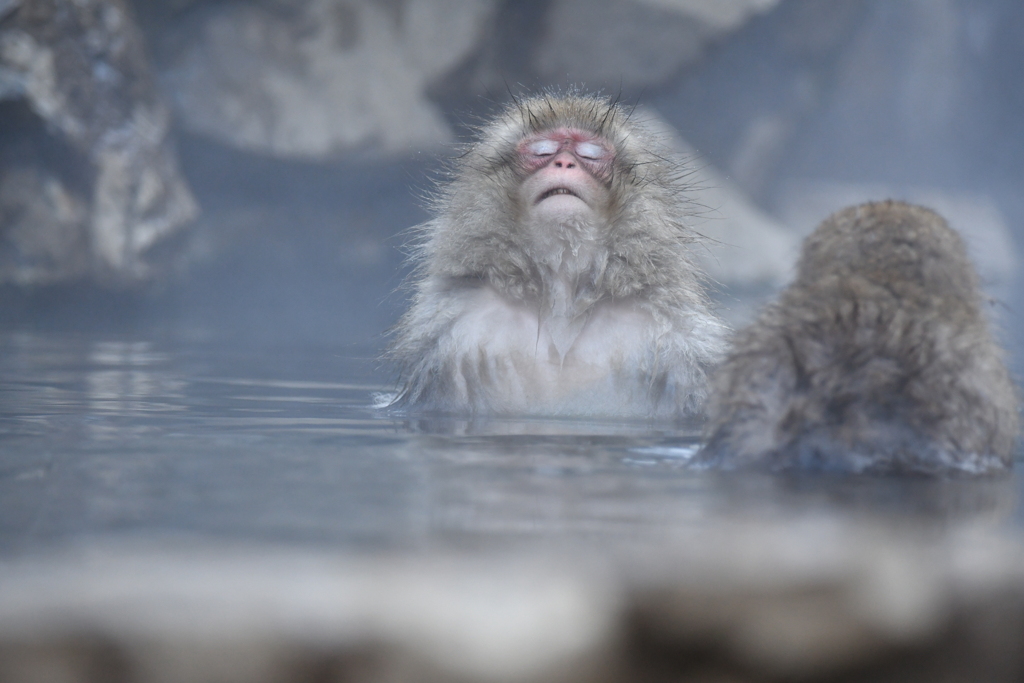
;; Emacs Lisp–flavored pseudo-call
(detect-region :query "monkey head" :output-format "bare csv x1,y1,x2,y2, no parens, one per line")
422,91,705,300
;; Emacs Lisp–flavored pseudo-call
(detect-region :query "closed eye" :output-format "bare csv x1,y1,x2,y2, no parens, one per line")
528,140,559,156
576,142,605,160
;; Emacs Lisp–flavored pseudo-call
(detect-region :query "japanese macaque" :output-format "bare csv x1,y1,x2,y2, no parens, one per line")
381,92,727,418
697,200,1020,474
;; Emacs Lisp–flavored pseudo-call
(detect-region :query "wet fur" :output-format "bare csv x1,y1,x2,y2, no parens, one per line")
697,200,1020,474
383,91,726,418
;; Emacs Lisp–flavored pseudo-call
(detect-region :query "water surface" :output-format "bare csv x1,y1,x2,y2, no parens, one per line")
0,331,1019,559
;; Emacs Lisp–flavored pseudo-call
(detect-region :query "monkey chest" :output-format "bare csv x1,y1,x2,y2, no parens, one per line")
443,286,663,415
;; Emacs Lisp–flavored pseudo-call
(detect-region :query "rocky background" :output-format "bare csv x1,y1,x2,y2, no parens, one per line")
1,0,1022,364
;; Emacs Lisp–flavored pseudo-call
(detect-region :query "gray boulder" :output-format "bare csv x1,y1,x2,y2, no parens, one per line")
0,0,197,285
158,0,498,159
534,0,780,90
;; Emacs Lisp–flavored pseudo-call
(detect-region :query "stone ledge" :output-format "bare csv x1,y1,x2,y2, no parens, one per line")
2,520,1023,682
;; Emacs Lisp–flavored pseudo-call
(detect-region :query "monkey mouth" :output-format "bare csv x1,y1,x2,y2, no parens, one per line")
537,187,581,203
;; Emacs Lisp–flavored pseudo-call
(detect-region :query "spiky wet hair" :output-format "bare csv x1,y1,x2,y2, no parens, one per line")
418,90,708,306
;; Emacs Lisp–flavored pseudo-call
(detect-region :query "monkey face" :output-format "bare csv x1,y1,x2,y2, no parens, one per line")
515,127,613,224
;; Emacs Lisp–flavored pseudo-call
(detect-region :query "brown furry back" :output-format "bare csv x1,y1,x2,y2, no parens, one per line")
697,200,1020,474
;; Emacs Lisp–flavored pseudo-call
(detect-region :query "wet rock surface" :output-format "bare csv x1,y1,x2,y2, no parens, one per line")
1,522,1024,682
626,523,1024,682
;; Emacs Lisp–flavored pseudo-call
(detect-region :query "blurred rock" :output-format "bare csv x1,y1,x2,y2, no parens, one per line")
629,522,1024,682
2,522,1024,682
0,164,90,285
0,0,197,285
740,0,1024,198
639,109,798,290
648,0,871,204
793,0,969,183
157,0,497,159
533,0,780,89
0,552,620,683
685,155,798,290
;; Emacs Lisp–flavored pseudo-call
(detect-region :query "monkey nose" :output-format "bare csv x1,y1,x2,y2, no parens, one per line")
549,150,577,169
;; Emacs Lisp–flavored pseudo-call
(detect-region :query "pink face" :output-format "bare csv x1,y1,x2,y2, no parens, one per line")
517,128,614,178
516,128,614,217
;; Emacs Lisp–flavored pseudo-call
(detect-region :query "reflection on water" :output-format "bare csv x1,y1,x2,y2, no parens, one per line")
0,331,1019,558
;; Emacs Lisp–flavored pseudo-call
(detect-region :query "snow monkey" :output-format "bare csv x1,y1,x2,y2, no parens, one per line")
382,91,727,418
697,200,1019,474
